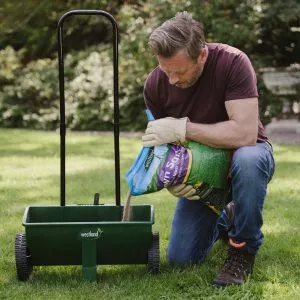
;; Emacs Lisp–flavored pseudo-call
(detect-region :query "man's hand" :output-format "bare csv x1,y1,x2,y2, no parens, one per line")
142,117,189,147
167,184,199,200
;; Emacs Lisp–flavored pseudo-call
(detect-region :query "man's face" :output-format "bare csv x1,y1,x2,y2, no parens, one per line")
157,49,205,89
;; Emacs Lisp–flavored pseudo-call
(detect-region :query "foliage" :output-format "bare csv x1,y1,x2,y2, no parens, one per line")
0,0,124,61
0,0,299,130
0,46,24,85
0,0,195,131
65,49,114,130
0,51,58,128
257,74,282,125
195,0,260,53
0,46,120,130
117,0,194,130
255,0,300,67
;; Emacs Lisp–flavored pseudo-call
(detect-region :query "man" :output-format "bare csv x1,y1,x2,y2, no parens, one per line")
142,12,275,286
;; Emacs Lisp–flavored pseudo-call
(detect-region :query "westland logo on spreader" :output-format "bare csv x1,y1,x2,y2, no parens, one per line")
80,228,103,239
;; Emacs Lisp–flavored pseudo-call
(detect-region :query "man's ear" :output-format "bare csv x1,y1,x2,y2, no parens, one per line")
197,46,208,64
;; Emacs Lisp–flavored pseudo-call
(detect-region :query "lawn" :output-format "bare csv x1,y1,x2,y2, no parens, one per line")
0,128,299,300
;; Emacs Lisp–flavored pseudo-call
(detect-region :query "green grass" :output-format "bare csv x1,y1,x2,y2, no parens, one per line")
0,128,299,299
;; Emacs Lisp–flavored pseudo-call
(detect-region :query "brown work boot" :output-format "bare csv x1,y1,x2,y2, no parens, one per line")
213,244,255,287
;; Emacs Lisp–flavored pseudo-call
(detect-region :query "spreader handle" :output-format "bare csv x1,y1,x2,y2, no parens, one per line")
57,10,120,207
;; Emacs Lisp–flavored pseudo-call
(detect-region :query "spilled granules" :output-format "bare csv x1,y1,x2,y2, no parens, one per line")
122,191,133,221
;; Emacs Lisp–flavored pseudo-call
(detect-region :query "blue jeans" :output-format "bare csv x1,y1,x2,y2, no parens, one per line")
166,141,275,265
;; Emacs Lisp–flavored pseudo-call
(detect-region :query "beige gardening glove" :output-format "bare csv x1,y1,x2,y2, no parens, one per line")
167,184,199,200
142,117,189,147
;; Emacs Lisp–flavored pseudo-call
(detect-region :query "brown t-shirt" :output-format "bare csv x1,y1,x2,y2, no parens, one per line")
144,43,267,141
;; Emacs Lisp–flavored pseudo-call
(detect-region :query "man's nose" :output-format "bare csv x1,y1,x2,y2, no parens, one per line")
169,74,180,85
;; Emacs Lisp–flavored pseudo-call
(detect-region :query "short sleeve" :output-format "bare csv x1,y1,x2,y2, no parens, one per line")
225,52,258,101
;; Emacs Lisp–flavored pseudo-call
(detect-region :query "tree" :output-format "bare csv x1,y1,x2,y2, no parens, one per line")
255,0,300,67
0,0,299,130
0,0,124,61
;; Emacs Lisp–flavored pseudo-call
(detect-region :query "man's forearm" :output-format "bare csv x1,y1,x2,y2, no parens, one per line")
186,120,257,149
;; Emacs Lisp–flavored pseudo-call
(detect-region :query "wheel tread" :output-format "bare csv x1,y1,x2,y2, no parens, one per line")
148,232,160,274
15,233,32,281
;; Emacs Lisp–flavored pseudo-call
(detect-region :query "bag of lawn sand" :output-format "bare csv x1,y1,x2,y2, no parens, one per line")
126,110,232,213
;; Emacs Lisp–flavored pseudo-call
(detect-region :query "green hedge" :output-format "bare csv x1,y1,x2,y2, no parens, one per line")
0,0,288,131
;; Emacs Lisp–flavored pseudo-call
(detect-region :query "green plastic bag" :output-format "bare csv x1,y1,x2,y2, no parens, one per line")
127,140,232,213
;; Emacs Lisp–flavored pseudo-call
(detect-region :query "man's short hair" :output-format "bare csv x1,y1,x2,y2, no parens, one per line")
149,11,205,61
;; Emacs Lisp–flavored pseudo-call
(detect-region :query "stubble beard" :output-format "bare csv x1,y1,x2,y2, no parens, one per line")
175,64,204,89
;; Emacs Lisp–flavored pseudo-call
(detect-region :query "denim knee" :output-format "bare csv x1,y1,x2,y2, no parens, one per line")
166,246,203,266
231,144,275,183
166,238,212,266
232,146,260,178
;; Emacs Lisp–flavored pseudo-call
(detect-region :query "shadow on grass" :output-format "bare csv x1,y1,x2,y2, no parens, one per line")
0,130,140,160
0,140,115,159
1,155,134,205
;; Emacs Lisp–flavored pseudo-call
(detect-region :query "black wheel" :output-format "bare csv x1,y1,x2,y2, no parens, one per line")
148,232,160,274
15,233,32,281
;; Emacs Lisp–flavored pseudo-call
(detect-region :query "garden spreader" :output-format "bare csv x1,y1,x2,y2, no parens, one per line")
15,10,159,282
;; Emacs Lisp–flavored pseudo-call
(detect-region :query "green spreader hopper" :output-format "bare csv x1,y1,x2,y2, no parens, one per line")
15,10,159,282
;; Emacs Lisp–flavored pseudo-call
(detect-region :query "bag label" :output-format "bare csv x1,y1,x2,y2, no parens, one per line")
157,144,190,188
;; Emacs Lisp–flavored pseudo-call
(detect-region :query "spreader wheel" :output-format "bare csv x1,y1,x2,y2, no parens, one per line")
148,232,160,274
15,233,32,281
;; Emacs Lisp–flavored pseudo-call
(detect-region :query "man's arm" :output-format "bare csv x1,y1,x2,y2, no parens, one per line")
186,98,258,149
